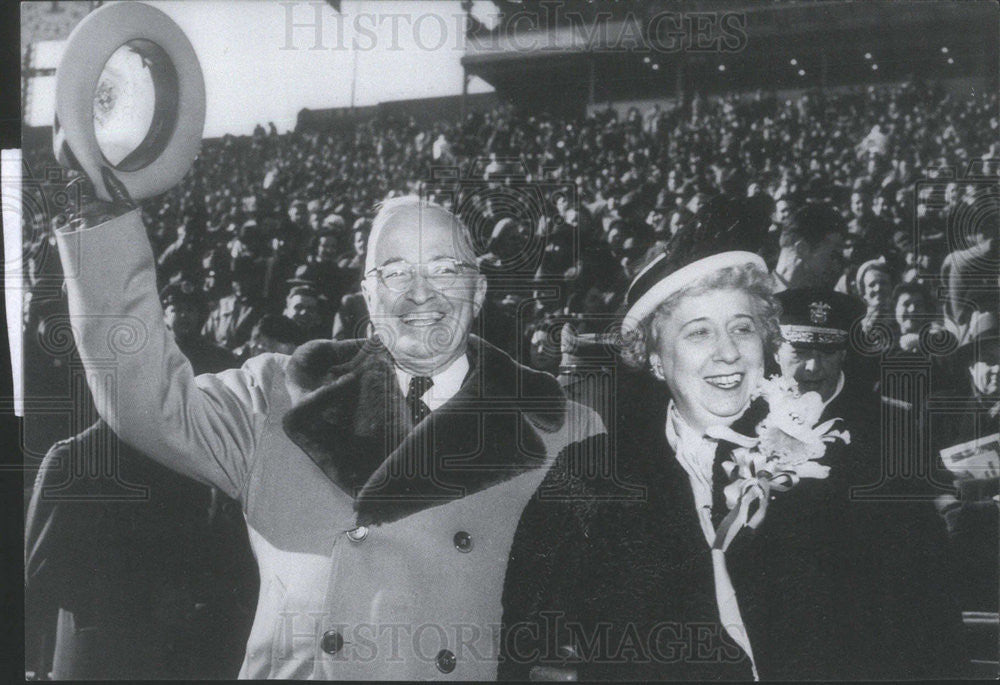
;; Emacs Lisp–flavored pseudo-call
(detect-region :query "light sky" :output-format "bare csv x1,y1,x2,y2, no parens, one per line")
27,0,498,136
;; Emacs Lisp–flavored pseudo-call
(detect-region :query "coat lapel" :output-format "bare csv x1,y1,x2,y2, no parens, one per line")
282,336,569,526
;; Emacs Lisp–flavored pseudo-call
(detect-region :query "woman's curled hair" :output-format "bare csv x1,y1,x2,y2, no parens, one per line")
619,263,782,371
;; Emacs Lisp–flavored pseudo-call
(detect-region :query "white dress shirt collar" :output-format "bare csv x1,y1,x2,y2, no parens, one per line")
394,354,470,412
822,372,846,411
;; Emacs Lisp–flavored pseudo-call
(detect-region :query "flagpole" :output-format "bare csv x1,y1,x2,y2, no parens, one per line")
349,12,358,113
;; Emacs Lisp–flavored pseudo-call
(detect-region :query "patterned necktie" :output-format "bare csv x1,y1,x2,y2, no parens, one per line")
406,375,434,424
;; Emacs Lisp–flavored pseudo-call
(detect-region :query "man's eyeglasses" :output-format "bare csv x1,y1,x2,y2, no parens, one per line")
365,258,477,292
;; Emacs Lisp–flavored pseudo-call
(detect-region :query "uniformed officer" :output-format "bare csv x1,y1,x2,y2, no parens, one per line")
773,288,967,677
774,288,866,407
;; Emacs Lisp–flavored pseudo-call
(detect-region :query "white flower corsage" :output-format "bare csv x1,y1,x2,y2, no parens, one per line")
705,376,851,552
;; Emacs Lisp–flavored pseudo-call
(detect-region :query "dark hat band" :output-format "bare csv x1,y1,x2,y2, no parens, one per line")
622,251,767,333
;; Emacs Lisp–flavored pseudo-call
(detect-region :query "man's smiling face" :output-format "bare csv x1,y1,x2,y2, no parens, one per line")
362,203,486,376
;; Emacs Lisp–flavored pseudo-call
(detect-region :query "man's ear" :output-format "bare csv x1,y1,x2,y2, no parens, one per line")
360,278,374,312
472,273,488,317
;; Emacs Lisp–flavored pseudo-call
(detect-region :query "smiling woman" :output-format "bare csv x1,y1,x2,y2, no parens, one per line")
606,203,777,677
496,191,968,682
624,263,780,433
499,194,966,681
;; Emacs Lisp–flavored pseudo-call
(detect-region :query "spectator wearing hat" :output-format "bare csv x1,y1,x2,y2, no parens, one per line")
502,195,963,680
322,212,346,233
934,329,1000,452
773,288,866,407
772,286,966,674
229,219,267,265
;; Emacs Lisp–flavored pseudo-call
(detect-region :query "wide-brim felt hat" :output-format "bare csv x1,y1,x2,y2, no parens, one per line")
621,194,769,334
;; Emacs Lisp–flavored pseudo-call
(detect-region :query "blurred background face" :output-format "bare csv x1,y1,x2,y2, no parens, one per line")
775,343,845,402
353,231,368,257
230,239,247,259
894,292,927,335
362,206,486,376
787,232,845,290
650,288,766,433
872,194,887,215
969,355,1000,398
945,183,959,205
851,192,867,217
284,293,320,330
529,327,560,373
862,269,892,312
774,200,790,224
163,302,200,341
316,235,338,263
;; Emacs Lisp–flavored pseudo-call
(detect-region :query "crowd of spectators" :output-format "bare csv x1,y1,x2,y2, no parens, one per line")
27,81,998,359
20,77,999,676
21,80,997,381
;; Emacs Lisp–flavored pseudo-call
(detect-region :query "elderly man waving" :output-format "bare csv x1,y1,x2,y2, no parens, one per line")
54,174,606,679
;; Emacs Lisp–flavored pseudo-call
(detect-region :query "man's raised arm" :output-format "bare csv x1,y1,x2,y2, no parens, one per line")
55,199,270,500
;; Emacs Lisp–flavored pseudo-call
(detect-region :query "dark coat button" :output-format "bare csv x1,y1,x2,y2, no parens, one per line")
321,630,344,654
453,531,473,552
436,648,456,673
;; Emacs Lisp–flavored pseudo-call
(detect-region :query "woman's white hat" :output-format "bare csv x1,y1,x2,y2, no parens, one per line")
621,195,770,334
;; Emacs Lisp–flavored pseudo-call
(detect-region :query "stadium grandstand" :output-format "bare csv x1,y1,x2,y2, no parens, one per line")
18,2,1000,678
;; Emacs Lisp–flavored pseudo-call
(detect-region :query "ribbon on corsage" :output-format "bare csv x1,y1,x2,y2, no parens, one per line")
706,377,851,552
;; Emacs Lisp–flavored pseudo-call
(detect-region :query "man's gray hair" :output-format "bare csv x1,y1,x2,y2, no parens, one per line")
364,196,478,274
